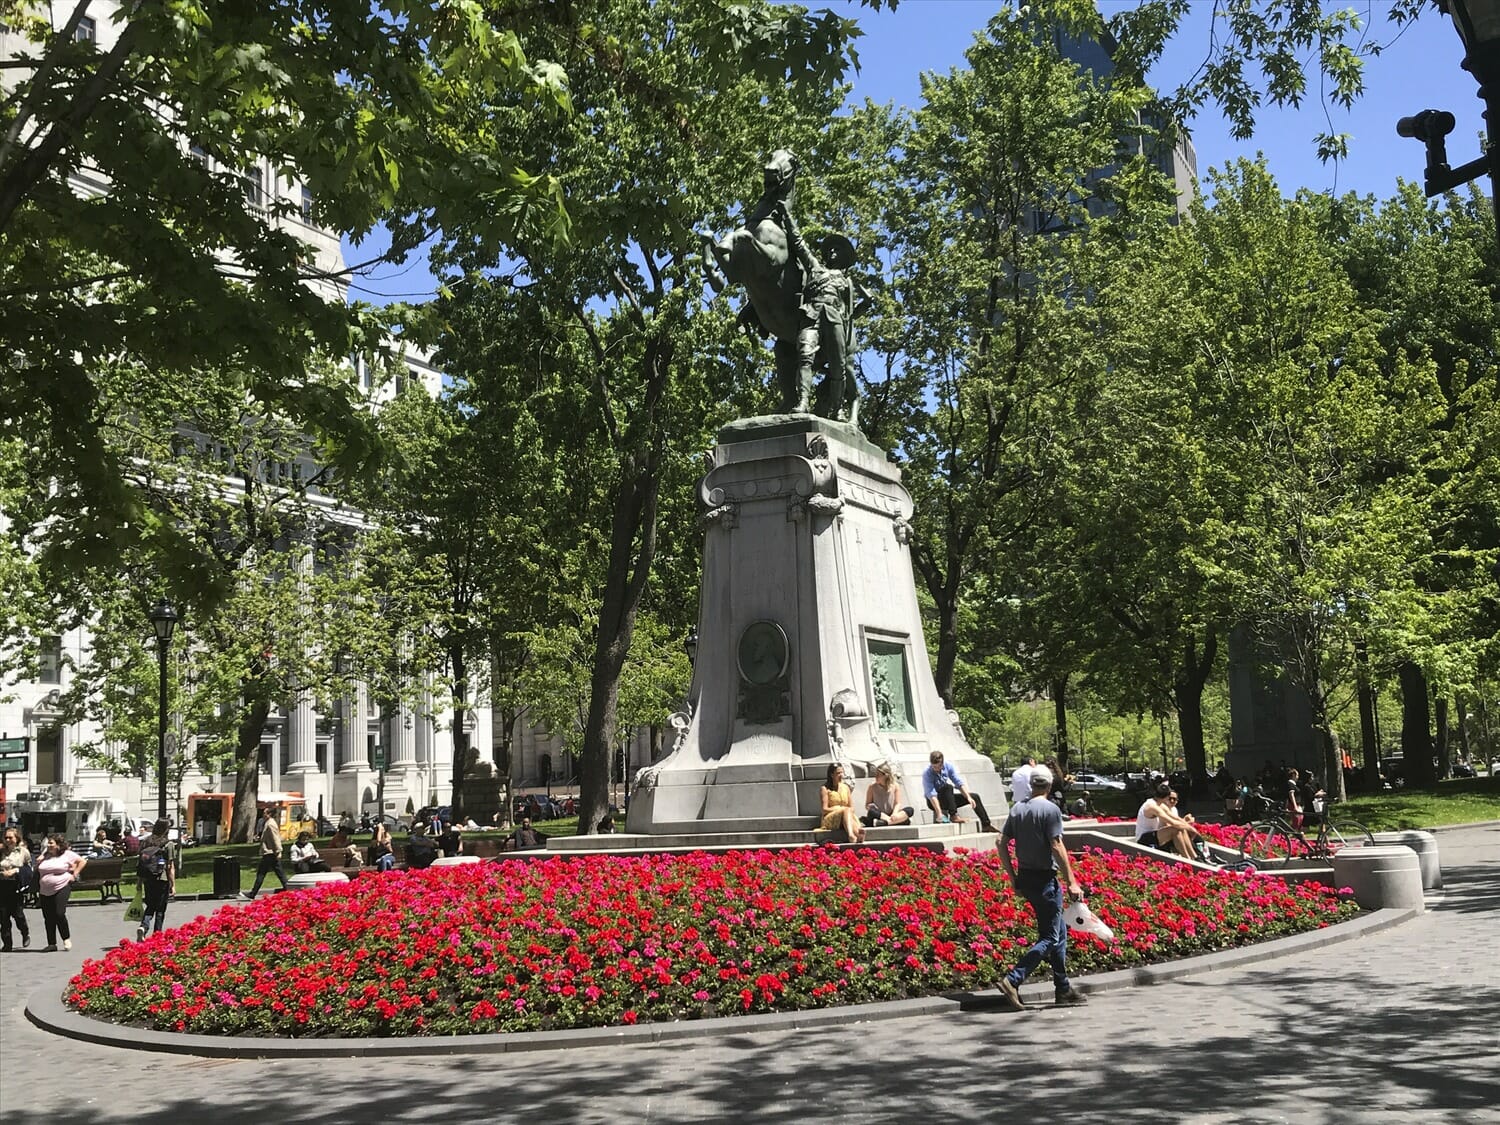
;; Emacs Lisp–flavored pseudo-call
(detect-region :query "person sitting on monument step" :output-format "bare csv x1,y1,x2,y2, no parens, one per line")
860,764,914,827
922,750,994,831
1135,782,1198,859
819,764,866,843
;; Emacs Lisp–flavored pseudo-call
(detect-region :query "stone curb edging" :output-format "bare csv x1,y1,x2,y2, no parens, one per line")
25,905,1417,1058
1427,819,1500,833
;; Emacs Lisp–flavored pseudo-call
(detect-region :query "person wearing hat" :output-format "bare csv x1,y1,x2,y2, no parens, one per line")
995,765,1087,1009
773,198,868,420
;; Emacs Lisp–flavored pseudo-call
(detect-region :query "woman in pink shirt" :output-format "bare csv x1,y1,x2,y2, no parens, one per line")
36,833,86,951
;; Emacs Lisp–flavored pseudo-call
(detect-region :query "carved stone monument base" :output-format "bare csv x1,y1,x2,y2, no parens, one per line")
625,415,1006,834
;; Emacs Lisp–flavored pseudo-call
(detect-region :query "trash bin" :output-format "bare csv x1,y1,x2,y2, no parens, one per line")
212,854,241,897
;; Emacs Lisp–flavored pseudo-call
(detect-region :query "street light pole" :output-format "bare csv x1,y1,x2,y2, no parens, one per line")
149,598,178,822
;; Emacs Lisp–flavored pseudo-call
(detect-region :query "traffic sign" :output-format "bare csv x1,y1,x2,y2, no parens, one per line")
0,735,27,774
373,748,386,772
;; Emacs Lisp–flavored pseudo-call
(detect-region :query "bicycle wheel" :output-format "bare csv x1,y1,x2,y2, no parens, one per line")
1318,818,1374,860
1239,820,1296,867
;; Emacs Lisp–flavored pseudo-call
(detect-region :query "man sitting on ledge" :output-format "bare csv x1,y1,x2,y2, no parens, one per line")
507,818,546,851
922,750,994,832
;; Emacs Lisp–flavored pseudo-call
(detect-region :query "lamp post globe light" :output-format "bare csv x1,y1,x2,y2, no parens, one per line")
149,598,178,821
1399,0,1500,225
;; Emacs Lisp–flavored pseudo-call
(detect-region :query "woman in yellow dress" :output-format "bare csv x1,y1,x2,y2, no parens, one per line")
819,764,866,843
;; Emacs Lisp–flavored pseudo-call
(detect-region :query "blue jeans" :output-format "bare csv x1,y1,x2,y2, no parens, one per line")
1005,869,1070,995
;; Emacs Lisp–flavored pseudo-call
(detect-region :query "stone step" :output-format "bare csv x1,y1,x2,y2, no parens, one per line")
547,819,990,854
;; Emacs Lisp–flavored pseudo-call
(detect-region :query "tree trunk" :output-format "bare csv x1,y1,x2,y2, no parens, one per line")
1476,698,1495,777
1398,661,1436,787
1307,677,1347,803
228,697,271,842
1435,695,1450,781
577,453,660,836
932,589,960,708
1052,677,1069,775
1354,639,1380,788
448,647,470,819
492,707,516,829
1173,628,1218,785
1455,696,1471,773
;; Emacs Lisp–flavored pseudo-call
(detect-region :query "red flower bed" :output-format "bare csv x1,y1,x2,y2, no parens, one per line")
65,847,1356,1037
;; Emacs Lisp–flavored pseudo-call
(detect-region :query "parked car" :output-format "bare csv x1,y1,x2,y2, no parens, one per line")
1451,760,1476,779
1071,772,1127,792
1379,756,1406,788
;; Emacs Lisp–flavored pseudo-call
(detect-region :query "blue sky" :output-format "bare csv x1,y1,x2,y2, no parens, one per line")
345,2,1486,303
851,1,1480,200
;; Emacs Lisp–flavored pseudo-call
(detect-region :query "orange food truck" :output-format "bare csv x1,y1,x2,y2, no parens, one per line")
186,791,316,844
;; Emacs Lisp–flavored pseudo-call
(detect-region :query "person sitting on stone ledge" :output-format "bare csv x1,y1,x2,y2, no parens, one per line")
291,831,330,874
1164,789,1215,864
406,833,439,870
597,815,616,834
1135,782,1198,859
922,750,994,831
437,821,463,858
819,764,866,843
508,818,546,851
860,763,914,827
369,821,395,872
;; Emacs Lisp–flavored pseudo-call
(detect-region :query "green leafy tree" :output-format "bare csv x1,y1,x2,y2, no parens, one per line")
425,0,876,834
1317,186,1499,786
1,0,578,588
880,3,1173,725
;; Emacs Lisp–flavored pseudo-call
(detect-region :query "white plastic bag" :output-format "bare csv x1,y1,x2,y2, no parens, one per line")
1063,899,1115,942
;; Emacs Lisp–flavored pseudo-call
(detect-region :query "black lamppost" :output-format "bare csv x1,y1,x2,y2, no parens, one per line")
1399,0,1500,225
149,598,178,822
683,628,699,667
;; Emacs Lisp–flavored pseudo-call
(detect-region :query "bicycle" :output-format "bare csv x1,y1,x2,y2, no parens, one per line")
1237,803,1374,868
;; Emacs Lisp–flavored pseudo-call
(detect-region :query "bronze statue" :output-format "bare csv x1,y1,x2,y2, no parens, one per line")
702,150,869,422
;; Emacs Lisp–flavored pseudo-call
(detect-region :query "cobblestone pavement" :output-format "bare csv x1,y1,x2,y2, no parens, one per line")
1,826,1495,1125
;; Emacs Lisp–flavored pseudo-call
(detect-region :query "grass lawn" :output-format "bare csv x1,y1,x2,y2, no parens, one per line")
1337,778,1500,832
170,818,581,896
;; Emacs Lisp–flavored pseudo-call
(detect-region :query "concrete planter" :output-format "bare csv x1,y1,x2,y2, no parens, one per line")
1370,830,1441,889
1332,845,1424,912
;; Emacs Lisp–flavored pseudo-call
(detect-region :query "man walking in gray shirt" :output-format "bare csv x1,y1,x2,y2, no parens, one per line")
996,766,1087,1009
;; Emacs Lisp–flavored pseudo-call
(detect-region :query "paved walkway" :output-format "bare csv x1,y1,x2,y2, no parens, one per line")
2,826,1496,1124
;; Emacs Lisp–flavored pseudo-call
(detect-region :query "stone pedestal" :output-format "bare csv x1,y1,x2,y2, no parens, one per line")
626,416,1006,834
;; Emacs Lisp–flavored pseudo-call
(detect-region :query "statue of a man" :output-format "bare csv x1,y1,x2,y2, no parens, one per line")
702,150,867,422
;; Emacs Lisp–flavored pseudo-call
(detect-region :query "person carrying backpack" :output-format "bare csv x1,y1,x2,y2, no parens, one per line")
136,819,176,941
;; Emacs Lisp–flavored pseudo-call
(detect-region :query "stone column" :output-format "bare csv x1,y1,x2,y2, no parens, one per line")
285,690,318,772
414,674,434,768
332,682,374,821
389,701,418,769
338,683,368,771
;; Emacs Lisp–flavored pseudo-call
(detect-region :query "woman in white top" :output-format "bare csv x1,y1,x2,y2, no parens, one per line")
36,834,86,951
1135,783,1197,858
